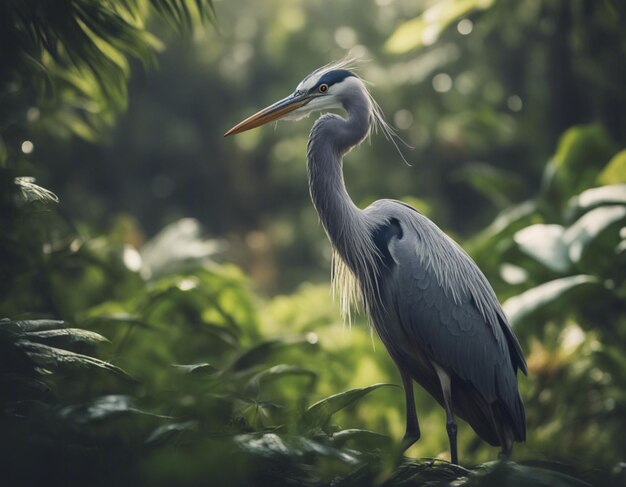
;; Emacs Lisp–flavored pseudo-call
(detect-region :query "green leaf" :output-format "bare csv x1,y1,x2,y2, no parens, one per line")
598,150,626,185
503,275,599,326
385,459,468,484
24,328,110,346
171,363,219,375
467,200,538,264
234,432,360,464
4,0,214,144
140,218,222,279
466,460,591,487
248,363,315,383
145,421,197,446
563,205,626,263
544,125,617,203
0,319,65,334
513,224,570,273
482,200,539,238
331,428,392,449
245,364,316,395
234,432,294,458
301,383,395,430
566,184,626,221
228,336,317,371
453,162,523,208
59,395,169,423
235,399,284,429
196,323,240,348
385,0,495,53
15,341,132,379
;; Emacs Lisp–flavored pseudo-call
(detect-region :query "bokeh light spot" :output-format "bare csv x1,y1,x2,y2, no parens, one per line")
123,245,142,272
432,73,452,93
26,107,40,122
393,109,414,130
21,140,34,154
177,277,199,291
500,263,528,285
457,19,473,35
246,230,270,250
334,26,357,49
306,332,318,344
507,95,523,112
233,42,253,65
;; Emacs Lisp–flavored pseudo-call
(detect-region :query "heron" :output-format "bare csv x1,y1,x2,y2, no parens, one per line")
225,61,527,464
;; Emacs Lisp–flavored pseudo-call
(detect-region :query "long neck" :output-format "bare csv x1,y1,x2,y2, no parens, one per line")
306,88,374,273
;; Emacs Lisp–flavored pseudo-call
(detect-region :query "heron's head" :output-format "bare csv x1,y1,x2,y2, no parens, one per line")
224,64,363,136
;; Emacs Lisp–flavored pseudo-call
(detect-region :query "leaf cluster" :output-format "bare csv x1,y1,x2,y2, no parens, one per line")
469,124,626,468
0,0,214,157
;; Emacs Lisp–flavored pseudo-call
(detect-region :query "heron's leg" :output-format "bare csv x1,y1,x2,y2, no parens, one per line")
399,368,420,450
498,432,513,460
433,363,458,465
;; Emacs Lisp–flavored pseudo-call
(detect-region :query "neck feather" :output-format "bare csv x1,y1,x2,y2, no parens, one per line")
306,85,381,319
306,86,372,263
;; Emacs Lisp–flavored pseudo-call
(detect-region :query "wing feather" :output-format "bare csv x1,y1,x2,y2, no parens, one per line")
365,200,526,441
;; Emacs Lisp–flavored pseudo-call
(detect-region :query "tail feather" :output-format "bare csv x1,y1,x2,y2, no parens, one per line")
452,378,526,447
452,379,500,447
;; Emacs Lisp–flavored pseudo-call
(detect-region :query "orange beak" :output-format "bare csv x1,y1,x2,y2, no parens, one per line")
224,93,314,137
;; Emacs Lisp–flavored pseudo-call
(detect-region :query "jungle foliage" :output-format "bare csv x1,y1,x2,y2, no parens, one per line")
1,0,625,486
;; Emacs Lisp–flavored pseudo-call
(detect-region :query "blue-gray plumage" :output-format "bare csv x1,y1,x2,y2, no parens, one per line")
225,60,527,464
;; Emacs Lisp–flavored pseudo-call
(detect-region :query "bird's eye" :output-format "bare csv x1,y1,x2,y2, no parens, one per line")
319,84,329,93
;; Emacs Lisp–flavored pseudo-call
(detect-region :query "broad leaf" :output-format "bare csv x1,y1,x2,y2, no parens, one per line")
15,341,132,379
234,432,360,464
301,383,395,430
385,0,495,53
171,362,219,375
543,125,617,203
513,224,570,273
248,364,315,385
0,319,65,334
228,336,317,372
332,428,392,448
469,200,538,253
140,218,222,279
503,275,599,326
566,184,626,221
24,328,109,346
245,364,316,395
235,399,284,429
453,162,523,208
60,395,169,423
562,205,626,263
598,150,626,185
145,420,196,446
463,460,590,487
197,323,240,348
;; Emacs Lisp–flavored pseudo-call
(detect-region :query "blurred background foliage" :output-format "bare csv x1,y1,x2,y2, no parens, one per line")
1,0,625,485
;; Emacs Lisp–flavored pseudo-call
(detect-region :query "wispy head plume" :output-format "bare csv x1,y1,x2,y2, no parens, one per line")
331,55,414,166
